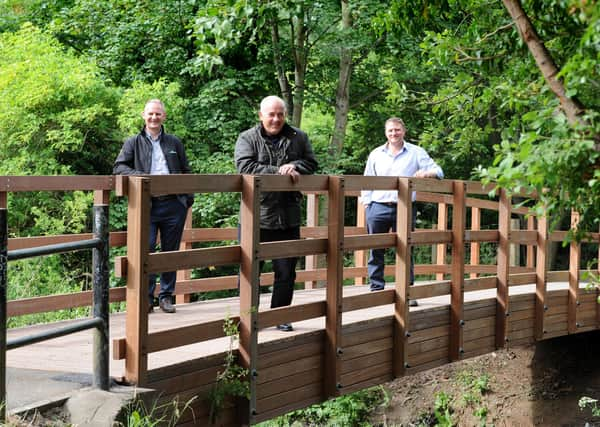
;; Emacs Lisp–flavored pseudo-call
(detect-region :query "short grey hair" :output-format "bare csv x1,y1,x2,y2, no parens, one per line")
384,117,405,130
260,96,287,114
145,99,166,111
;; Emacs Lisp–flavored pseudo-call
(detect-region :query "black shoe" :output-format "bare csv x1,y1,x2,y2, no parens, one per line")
276,323,293,332
159,298,176,313
409,299,419,307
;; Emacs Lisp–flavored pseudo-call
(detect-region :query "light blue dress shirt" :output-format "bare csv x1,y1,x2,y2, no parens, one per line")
361,141,443,205
146,131,170,175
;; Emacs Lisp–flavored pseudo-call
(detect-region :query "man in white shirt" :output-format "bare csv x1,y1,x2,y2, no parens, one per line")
361,117,443,304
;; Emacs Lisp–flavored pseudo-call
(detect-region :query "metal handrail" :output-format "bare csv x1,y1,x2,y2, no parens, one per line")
0,204,110,419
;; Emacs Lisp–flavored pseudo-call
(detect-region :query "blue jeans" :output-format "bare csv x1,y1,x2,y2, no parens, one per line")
366,202,415,291
148,197,188,303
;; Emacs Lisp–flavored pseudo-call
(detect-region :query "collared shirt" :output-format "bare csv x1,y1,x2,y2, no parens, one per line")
361,141,443,205
146,131,170,175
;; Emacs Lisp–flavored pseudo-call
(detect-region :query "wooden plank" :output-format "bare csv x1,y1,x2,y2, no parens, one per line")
147,245,241,273
0,175,114,192
258,354,322,385
469,207,481,280
412,178,454,194
411,309,451,331
258,340,322,370
254,396,323,424
304,194,319,289
408,335,449,356
344,233,396,251
496,189,510,349
256,380,323,414
342,289,395,312
450,181,466,360
238,175,261,423
409,346,448,367
341,323,393,347
341,348,392,374
324,176,344,397
343,175,399,192
258,367,323,399
509,272,537,286
340,361,393,387
8,287,126,317
465,230,498,243
511,230,538,245
463,336,495,353
251,174,329,192
354,198,368,285
569,211,580,334
258,238,327,260
464,326,495,342
149,174,242,194
436,202,448,281
464,276,497,292
393,177,411,376
408,325,450,344
406,281,448,300
342,337,393,361
410,230,452,245
340,374,395,396
124,176,150,385
258,301,326,329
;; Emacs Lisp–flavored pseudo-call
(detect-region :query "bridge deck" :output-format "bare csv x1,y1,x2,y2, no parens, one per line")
6,281,577,412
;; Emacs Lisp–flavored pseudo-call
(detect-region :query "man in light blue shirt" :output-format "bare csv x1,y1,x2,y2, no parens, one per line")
361,117,443,304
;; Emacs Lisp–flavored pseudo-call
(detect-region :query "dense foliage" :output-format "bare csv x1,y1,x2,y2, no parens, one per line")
1,0,599,320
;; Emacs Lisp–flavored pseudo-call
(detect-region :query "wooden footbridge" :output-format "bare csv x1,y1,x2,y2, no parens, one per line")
1,175,599,426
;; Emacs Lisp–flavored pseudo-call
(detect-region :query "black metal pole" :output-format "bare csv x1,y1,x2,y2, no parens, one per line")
92,204,110,390
0,208,7,420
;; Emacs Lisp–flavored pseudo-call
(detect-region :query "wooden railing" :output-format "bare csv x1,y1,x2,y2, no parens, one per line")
2,175,599,425
112,174,598,424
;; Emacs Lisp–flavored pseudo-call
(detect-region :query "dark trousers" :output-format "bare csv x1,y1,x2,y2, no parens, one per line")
148,197,188,303
260,227,300,308
366,202,416,291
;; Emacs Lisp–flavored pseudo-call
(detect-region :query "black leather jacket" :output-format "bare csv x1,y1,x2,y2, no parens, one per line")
113,126,194,207
234,123,318,229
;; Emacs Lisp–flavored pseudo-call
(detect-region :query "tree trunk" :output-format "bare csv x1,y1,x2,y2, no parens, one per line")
271,19,294,118
330,0,352,156
292,9,307,128
501,0,586,126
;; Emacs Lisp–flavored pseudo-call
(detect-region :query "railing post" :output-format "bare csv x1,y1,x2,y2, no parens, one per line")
304,193,319,289
325,177,344,397
92,190,110,390
176,210,193,304
238,175,261,425
469,207,480,279
0,192,7,420
393,177,412,377
568,211,580,334
450,181,466,361
496,189,511,348
123,176,151,385
436,202,448,281
354,198,367,285
535,214,549,340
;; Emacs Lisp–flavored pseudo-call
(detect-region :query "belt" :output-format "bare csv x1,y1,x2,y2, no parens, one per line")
374,201,397,207
152,195,177,201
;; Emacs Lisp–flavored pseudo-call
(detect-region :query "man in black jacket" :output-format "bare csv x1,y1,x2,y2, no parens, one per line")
114,99,193,313
235,95,318,331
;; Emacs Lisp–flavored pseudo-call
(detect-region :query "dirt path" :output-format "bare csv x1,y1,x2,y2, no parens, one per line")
371,331,600,426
